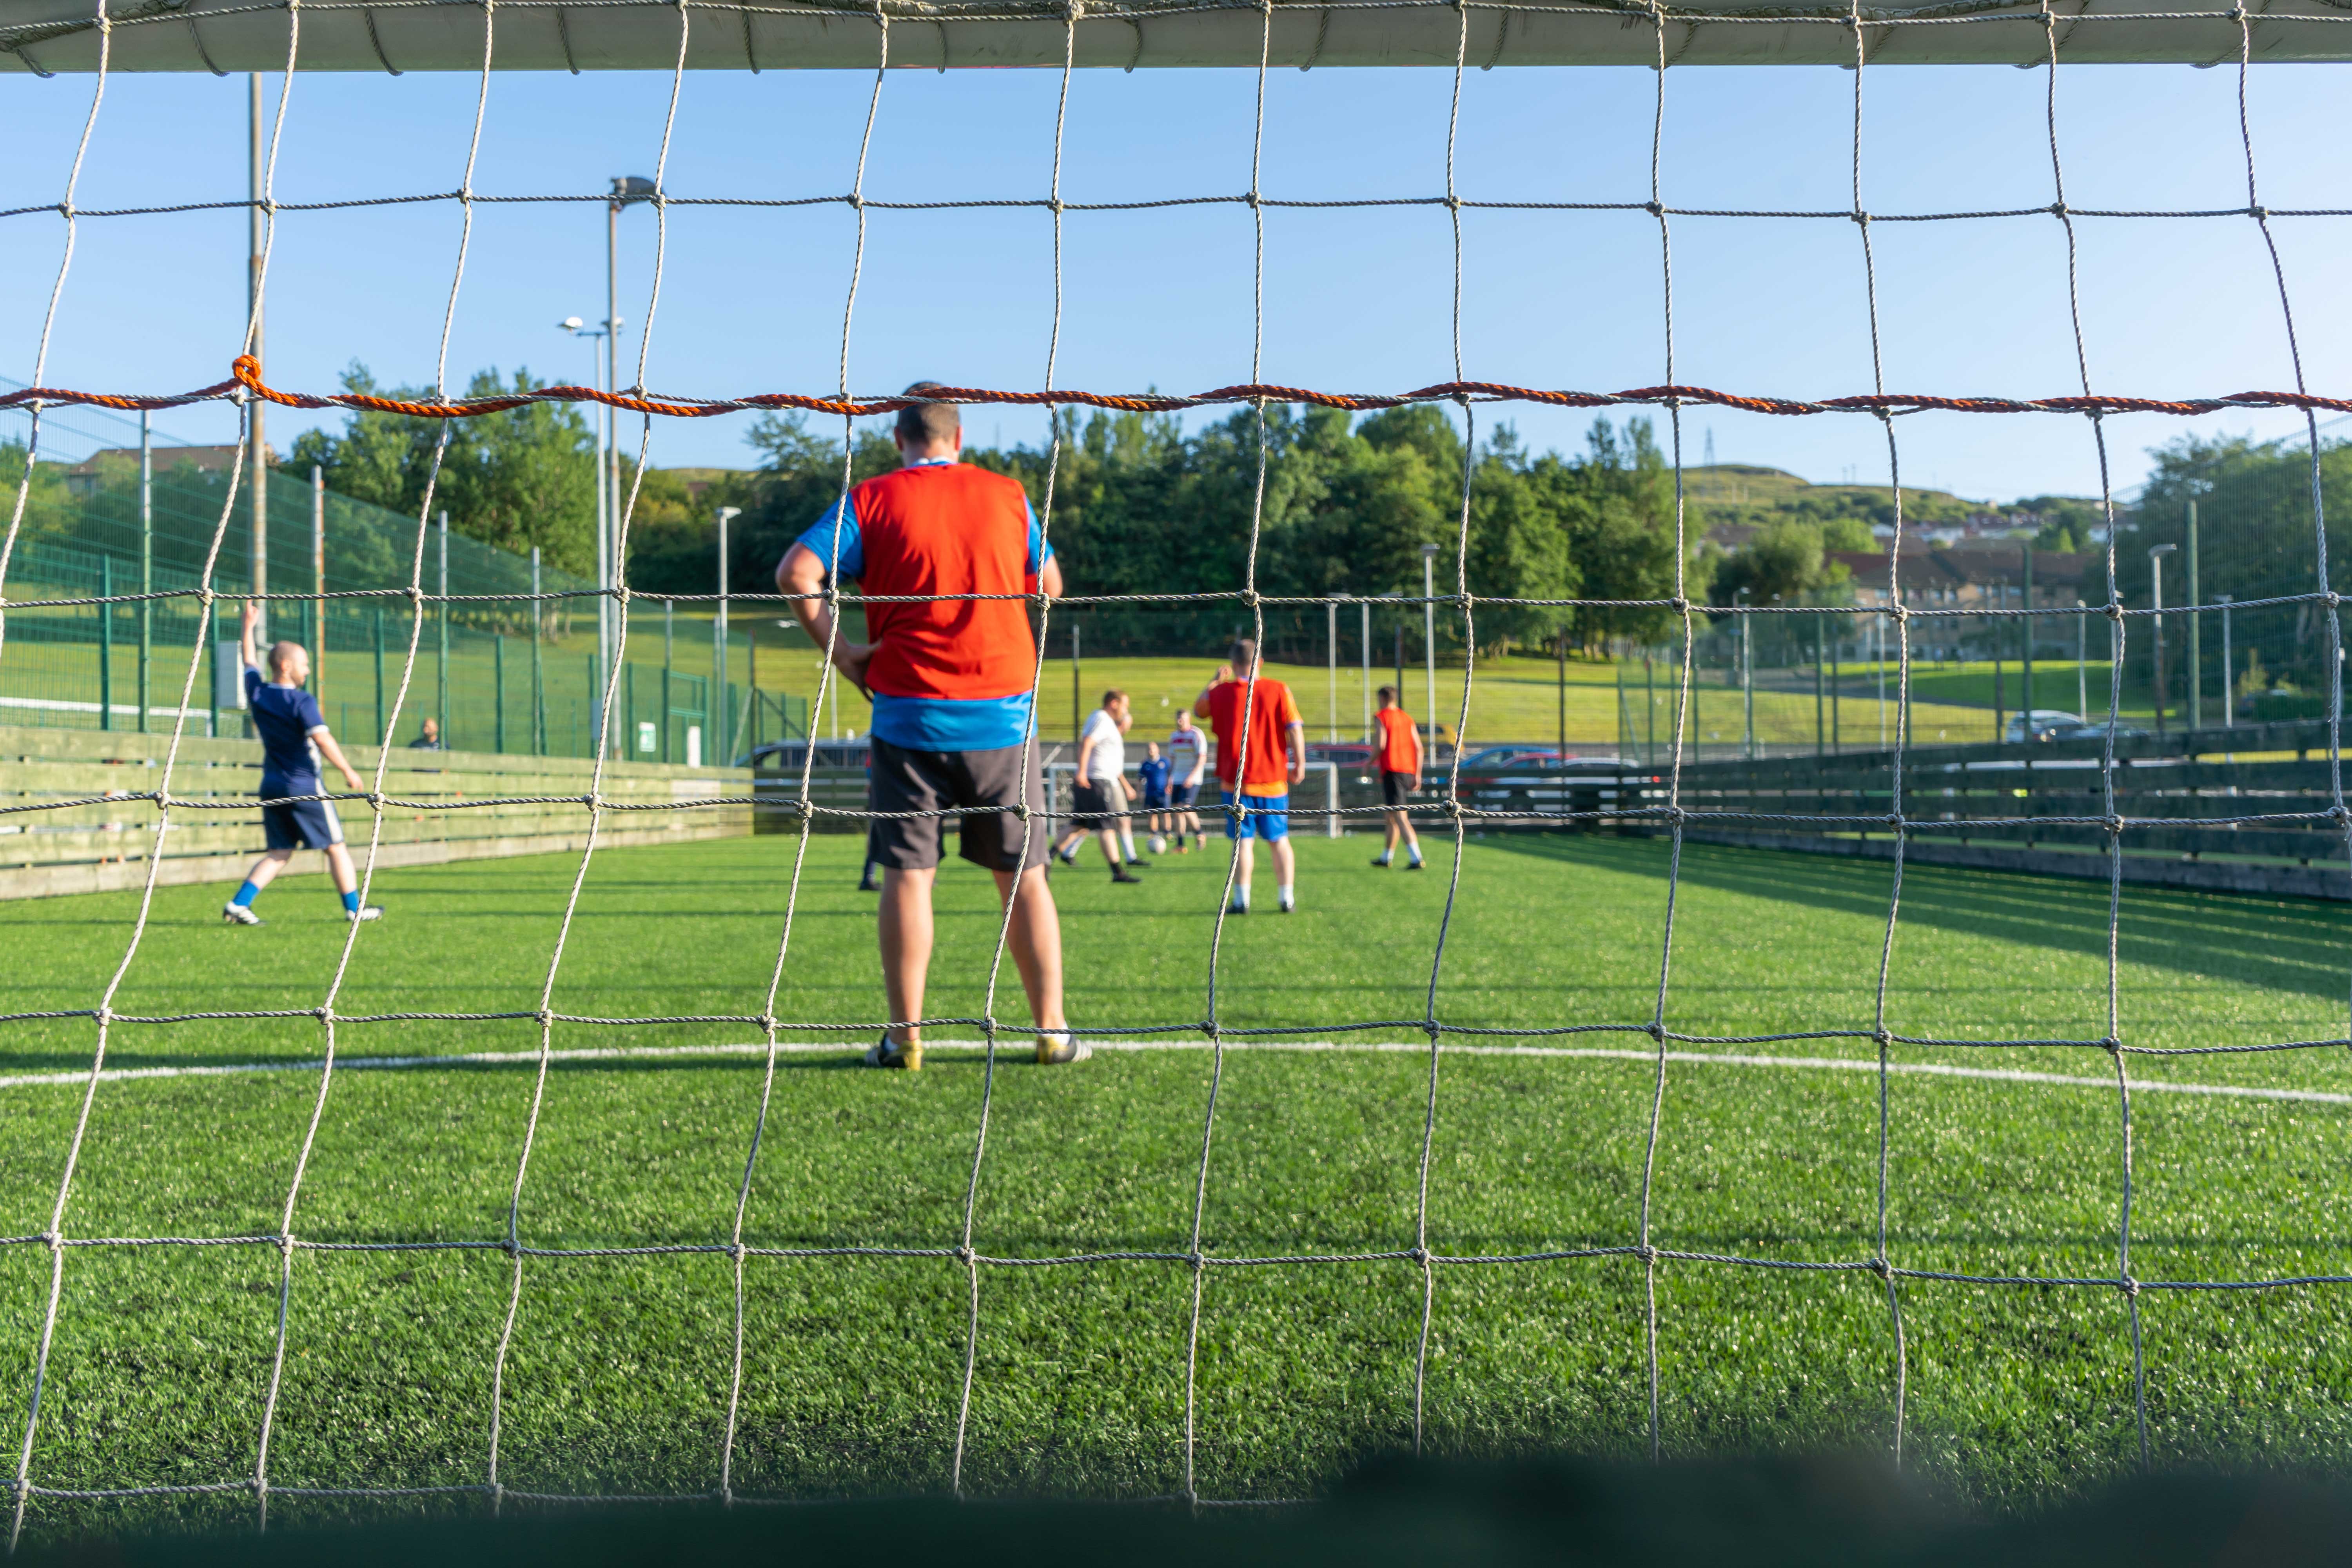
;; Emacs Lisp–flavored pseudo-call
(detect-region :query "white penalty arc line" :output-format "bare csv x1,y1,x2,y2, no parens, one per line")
0,1038,2343,1109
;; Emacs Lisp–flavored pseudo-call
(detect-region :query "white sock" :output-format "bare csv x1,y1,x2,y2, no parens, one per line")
1407,845,1423,866
1120,833,1139,860
1279,884,1295,910
1375,849,1392,864
1231,884,1250,910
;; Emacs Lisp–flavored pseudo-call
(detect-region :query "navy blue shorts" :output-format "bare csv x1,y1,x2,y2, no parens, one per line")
1168,782,1198,809
260,788,345,852
1142,789,1169,811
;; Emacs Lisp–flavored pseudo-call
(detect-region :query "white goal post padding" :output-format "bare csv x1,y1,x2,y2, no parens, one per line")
3,0,2350,75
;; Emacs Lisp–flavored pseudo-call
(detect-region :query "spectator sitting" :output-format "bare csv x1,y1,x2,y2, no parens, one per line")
412,717,444,750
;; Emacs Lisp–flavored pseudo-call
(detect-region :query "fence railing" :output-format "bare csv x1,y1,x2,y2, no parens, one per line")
0,722,752,900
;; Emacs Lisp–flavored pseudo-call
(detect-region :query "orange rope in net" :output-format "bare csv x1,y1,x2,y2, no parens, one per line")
0,356,2345,424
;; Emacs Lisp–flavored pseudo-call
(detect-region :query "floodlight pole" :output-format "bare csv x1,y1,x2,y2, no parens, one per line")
2076,599,2088,720
606,176,656,759
247,73,267,646
2020,544,2034,733
1359,599,1371,741
1420,543,1439,750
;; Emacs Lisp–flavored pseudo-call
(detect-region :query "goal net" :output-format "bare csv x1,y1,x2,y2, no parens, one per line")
0,0,2347,1535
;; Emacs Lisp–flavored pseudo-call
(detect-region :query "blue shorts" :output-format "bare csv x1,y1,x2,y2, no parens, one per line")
1168,782,1198,809
260,787,345,852
1221,790,1289,842
1142,788,1169,810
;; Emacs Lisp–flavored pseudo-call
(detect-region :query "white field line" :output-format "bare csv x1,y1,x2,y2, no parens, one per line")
0,1038,2342,1108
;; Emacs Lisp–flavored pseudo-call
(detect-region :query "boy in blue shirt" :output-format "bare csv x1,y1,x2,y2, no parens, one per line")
1135,740,1173,856
221,600,384,926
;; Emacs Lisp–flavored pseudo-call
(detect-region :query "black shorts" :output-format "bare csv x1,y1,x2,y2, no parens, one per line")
866,736,1051,873
1067,779,1118,831
260,787,345,851
1381,770,1417,808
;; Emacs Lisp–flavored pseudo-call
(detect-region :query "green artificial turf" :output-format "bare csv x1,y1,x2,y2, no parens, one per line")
2,830,2349,1536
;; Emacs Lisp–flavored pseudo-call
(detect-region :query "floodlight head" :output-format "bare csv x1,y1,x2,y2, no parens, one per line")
559,315,583,330
612,175,657,205
2149,543,2178,559
1420,543,1441,557
715,506,743,526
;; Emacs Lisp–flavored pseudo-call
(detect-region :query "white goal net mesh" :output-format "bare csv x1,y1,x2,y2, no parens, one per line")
0,0,2347,1534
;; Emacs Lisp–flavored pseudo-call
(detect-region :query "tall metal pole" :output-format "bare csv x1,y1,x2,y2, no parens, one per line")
1557,630,1566,760
663,597,674,764
310,463,325,703
1360,599,1370,740
2076,599,2088,719
247,73,268,644
2186,499,2201,732
137,411,151,734
1071,622,1082,744
606,192,621,751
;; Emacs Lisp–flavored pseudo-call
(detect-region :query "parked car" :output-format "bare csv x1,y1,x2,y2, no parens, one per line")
743,738,872,771
1457,744,1563,771
1305,742,1376,770
2066,718,2152,742
2003,710,2087,743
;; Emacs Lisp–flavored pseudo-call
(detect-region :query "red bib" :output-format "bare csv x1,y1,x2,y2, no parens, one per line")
851,464,1038,702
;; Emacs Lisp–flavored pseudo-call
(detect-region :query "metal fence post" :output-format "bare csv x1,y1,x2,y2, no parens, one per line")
663,597,674,764
373,606,386,745
495,634,506,753
312,463,326,705
437,510,450,746
530,546,545,755
138,413,152,733
98,556,114,731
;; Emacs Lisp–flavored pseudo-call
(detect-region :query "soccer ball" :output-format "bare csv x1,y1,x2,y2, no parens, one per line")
1149,835,1167,854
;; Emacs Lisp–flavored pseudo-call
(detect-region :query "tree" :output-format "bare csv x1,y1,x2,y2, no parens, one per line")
287,362,598,577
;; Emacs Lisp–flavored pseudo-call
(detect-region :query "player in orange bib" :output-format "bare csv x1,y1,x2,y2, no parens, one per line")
1193,637,1306,914
1370,685,1425,869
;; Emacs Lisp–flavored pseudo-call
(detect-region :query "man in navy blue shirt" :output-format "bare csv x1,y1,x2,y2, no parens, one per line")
221,600,383,926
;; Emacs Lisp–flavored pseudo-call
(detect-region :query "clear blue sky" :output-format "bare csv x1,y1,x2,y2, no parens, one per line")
0,56,2343,504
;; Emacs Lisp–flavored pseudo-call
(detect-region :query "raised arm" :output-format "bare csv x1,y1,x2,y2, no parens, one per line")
240,599,263,671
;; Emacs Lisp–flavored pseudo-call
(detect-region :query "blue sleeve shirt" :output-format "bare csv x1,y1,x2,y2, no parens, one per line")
244,666,327,792
792,465,1057,753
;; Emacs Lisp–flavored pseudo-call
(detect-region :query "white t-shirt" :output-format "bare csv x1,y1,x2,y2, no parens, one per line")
1165,724,1205,782
1080,708,1126,784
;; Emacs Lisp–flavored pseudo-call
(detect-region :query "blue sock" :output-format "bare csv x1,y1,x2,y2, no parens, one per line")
232,881,261,908
342,890,362,913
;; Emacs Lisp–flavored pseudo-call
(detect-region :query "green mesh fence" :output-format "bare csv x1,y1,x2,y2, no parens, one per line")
0,463,806,761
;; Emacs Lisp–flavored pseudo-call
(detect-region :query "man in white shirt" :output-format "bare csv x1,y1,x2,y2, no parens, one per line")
1053,690,1142,884
1163,708,1208,853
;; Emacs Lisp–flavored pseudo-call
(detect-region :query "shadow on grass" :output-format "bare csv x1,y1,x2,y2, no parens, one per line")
1481,833,2352,1003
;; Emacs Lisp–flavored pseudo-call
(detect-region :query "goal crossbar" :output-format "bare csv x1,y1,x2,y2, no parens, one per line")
3,0,2350,75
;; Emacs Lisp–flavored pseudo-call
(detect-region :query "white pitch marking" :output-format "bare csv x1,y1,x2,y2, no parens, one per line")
0,1038,2340,1108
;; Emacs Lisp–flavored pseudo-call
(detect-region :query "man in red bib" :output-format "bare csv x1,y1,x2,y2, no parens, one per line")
778,384,1079,1070
1194,637,1306,915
